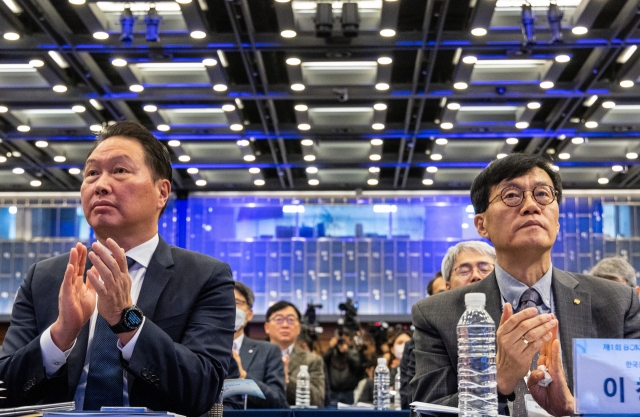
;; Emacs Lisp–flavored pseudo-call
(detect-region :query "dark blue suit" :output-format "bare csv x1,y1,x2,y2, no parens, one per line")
239,337,287,408
0,237,235,416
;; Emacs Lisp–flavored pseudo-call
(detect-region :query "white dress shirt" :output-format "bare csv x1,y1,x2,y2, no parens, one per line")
39,234,159,409
281,343,295,358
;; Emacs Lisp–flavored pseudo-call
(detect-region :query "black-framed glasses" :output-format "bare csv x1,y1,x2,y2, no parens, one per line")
453,262,495,279
489,185,557,207
270,315,299,325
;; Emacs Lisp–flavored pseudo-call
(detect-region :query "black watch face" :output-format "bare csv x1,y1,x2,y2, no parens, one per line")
124,309,143,330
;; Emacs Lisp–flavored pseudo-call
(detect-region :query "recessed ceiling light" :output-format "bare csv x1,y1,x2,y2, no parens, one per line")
572,26,588,35
286,57,302,66
369,154,381,161
178,155,191,162
176,0,193,3
0,106,7,113
527,102,541,109
627,152,638,159
447,102,461,110
367,179,379,186
291,83,305,91
440,122,453,129
195,179,207,186
585,121,598,128
12,167,24,174
72,105,86,113
515,121,529,129
93,32,109,40
303,155,316,161
129,84,144,92
281,30,297,38
35,140,48,148
453,82,468,90
555,54,570,63
230,124,244,131
30,180,41,187
157,124,170,131
53,85,67,93
435,138,448,145
0,156,5,163
213,84,228,92
237,139,249,147
202,58,217,66
422,178,434,185
187,168,199,174
3,32,19,41
380,29,396,37
506,137,519,145
612,165,624,172
308,179,320,186
426,166,438,173
377,57,392,65
306,167,318,174
168,140,181,147
143,104,158,112
298,123,311,130
90,124,102,132
29,59,44,68
430,154,443,160
244,154,257,162
89,99,103,110
222,104,235,112
275,0,290,2
558,152,570,159
369,167,380,173
375,83,390,91
540,81,554,89
471,28,487,36
190,31,206,39
12,151,21,157
17,125,30,132
69,168,81,175
462,56,477,64
295,104,309,112
48,51,68,69
602,101,616,109
497,153,508,159
597,177,609,184
249,167,261,174
301,139,314,146
551,165,560,172
372,123,385,130
620,80,635,88
254,179,266,186
370,139,383,146
112,58,127,67
373,103,387,111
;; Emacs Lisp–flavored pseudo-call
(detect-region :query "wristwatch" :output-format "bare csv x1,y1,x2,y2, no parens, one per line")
110,305,144,334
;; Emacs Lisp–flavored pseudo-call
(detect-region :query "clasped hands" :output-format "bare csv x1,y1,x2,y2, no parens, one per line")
50,238,135,351
496,303,574,417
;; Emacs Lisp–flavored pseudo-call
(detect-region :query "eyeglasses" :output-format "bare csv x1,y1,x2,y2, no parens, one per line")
270,315,299,325
489,185,557,208
454,262,494,279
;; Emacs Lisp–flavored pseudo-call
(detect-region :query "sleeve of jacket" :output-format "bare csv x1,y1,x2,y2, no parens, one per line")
624,287,640,338
0,262,68,406
124,260,235,416
308,354,325,407
411,301,459,408
246,343,288,408
400,339,415,409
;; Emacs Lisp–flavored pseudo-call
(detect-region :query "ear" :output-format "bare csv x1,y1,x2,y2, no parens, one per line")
247,309,254,323
264,321,270,335
156,179,171,211
445,282,451,290
474,213,490,239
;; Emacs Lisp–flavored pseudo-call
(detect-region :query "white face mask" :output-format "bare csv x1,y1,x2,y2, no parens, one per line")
235,307,247,331
393,343,405,360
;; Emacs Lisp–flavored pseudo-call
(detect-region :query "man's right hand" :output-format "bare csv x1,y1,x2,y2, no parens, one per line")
282,354,290,384
496,303,557,395
50,243,96,351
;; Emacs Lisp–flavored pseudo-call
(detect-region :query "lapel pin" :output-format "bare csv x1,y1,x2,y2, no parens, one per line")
574,298,580,305
249,349,254,353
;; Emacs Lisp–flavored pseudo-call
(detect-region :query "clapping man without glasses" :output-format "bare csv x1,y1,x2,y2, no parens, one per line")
411,153,640,417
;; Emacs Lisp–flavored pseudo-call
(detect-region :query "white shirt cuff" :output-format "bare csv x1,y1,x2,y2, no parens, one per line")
117,317,145,361
39,326,75,377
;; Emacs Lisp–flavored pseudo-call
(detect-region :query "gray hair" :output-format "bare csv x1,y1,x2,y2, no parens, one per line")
589,256,637,288
441,241,496,282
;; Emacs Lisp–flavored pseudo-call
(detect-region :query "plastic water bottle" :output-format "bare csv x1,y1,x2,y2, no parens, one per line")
373,357,390,410
295,365,311,407
394,367,402,410
457,293,498,417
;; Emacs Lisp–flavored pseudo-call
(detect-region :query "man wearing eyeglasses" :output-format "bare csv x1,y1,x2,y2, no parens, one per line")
265,301,325,407
412,153,640,417
441,241,496,290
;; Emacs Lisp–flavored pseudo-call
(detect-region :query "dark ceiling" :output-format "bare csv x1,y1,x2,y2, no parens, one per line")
0,0,640,192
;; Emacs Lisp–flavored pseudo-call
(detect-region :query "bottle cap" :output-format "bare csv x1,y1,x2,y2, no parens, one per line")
465,292,486,306
377,357,387,366
299,365,308,372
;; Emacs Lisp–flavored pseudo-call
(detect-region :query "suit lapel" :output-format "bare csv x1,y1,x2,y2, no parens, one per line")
551,267,592,392
478,272,503,326
136,237,174,321
239,337,258,371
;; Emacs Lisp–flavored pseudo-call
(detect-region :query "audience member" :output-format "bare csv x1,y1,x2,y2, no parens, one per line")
232,282,288,408
323,329,367,404
441,241,496,289
590,256,640,297
389,331,411,370
427,271,446,295
265,301,325,407
412,153,640,417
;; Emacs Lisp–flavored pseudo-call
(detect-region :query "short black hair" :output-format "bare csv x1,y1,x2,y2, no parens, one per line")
88,121,173,216
265,301,301,321
234,281,255,309
470,153,562,214
427,271,443,296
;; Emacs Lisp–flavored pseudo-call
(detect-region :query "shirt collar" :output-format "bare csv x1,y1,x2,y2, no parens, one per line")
282,343,295,357
495,262,553,312
233,333,245,352
124,234,159,269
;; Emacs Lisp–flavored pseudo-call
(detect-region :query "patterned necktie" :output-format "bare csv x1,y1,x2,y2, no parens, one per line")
512,288,543,417
83,256,136,410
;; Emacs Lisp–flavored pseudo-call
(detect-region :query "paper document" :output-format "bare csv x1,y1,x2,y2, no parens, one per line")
410,401,459,415
337,402,375,409
222,379,265,399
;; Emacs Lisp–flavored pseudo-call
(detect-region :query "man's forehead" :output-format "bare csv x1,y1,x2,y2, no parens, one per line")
454,250,493,265
273,307,297,316
492,167,553,190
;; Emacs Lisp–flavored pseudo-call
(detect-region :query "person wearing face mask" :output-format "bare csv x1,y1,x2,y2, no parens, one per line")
232,282,288,408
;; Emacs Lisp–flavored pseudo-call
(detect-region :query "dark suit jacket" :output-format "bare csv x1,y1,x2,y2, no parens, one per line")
286,345,325,407
411,268,640,410
0,237,235,416
399,338,415,410
239,336,288,408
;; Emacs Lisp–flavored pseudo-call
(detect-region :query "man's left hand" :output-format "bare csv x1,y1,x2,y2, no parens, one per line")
86,238,134,326
232,350,247,379
527,318,574,417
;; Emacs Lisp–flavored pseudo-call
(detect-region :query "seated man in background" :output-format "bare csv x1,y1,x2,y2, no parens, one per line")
441,241,496,290
426,271,446,296
590,256,640,297
265,301,325,407
232,282,288,408
412,153,640,417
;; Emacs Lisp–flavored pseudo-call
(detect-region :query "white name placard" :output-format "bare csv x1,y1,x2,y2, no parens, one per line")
573,338,640,414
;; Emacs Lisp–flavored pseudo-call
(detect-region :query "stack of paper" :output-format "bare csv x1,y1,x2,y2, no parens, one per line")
337,402,375,410
0,401,75,417
410,401,459,415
